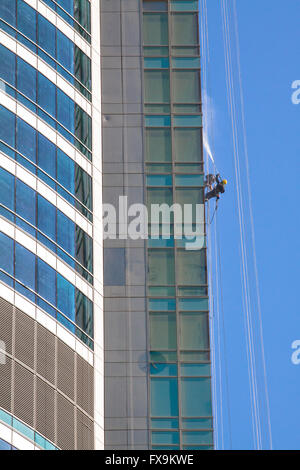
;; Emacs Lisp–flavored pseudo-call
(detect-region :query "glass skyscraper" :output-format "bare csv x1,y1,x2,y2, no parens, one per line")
0,0,213,450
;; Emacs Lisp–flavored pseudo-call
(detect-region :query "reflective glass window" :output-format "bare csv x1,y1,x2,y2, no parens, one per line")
75,106,92,150
75,47,91,90
38,14,56,58
57,149,75,193
145,115,171,126
57,89,75,133
37,74,56,118
37,258,56,306
150,312,177,350
148,249,175,285
16,119,36,164
57,274,75,321
0,106,15,148
17,0,37,43
0,438,11,451
0,0,16,26
15,243,36,291
0,231,14,277
152,431,180,445
182,418,213,430
0,44,15,86
145,129,172,162
144,70,170,103
143,13,169,45
57,30,74,74
0,167,14,213
151,378,179,416
180,378,212,416
182,431,213,445
177,250,206,285
75,290,93,338
74,0,91,32
17,57,36,102
144,1,168,11
58,0,73,15
175,188,203,206
174,128,202,162
37,133,56,180
179,312,209,350
16,179,36,225
57,210,75,257
37,195,56,241
149,298,176,311
75,226,92,272
171,13,198,45
172,70,200,103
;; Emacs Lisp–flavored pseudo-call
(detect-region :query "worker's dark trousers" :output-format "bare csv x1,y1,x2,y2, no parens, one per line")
205,189,218,200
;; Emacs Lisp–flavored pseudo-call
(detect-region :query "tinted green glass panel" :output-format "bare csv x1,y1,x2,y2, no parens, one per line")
150,363,177,376
144,70,170,103
145,104,171,114
144,46,169,57
172,57,200,68
145,57,170,68
149,298,176,311
150,312,177,349
148,249,175,285
171,13,198,45
175,188,204,205
180,312,209,350
148,237,175,248
143,1,168,11
175,164,203,173
174,128,202,162
150,351,178,362
149,286,176,296
147,175,172,186
180,351,210,361
147,163,172,173
181,364,211,377
177,249,206,285
143,13,168,45
151,378,179,416
13,418,34,441
171,1,198,11
181,378,212,416
175,174,204,186
145,129,172,162
173,104,201,113
151,418,179,429
179,298,209,311
172,46,199,56
173,71,200,103
182,431,213,445
152,431,180,445
178,287,208,296
182,418,213,430
148,188,173,208
145,115,171,126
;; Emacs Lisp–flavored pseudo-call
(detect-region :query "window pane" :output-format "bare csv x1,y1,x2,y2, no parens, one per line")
0,0,16,26
0,45,15,87
144,1,168,11
37,258,56,305
57,210,75,256
150,312,177,350
143,13,168,45
181,378,212,416
37,133,56,179
75,105,91,149
16,179,36,226
57,30,74,74
57,0,73,15
182,431,213,445
177,250,206,285
0,168,14,212
74,47,91,90
15,243,35,291
57,149,75,193
152,431,179,445
175,188,203,205
75,226,93,272
74,0,91,32
75,166,92,209
181,364,211,377
182,418,213,429
38,74,56,118
179,312,209,350
38,14,56,58
17,57,36,102
144,70,170,103
57,273,75,321
151,378,178,416
16,119,36,163
171,13,198,45
57,89,75,133
37,195,56,241
147,188,173,208
174,128,202,162
17,0,36,43
0,106,15,148
0,232,14,276
75,290,93,337
148,249,175,285
172,70,200,103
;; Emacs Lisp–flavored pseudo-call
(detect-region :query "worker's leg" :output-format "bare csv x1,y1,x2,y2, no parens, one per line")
205,189,217,201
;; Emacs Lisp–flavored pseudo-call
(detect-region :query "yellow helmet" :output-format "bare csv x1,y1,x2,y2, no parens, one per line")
222,179,228,185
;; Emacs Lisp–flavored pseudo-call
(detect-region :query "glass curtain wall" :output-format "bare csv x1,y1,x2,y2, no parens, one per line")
143,0,213,450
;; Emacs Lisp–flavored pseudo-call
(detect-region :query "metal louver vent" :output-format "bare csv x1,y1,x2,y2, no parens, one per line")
15,309,35,370
0,355,12,412
57,393,75,450
14,362,34,427
76,355,94,417
77,409,94,450
57,339,75,401
0,298,13,355
36,377,55,443
36,324,56,384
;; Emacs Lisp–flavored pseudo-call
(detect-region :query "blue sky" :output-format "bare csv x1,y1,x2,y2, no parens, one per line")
204,0,300,450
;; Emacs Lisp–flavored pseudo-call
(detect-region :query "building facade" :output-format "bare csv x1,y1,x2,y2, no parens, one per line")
0,0,213,450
